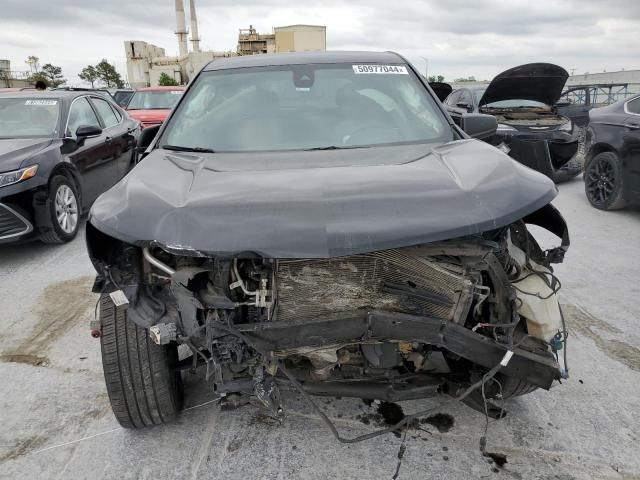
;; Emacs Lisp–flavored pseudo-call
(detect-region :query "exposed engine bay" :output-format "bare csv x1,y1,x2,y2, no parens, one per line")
483,108,570,129
88,204,570,423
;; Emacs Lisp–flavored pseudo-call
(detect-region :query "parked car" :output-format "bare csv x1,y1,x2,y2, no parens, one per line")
0,90,140,244
445,63,581,183
51,86,113,98
125,86,185,128
556,83,630,127
106,88,135,108
87,51,569,431
583,94,640,210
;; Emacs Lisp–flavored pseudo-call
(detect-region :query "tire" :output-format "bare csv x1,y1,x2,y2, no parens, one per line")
584,152,626,210
39,175,81,244
497,335,551,399
99,293,184,428
496,374,539,399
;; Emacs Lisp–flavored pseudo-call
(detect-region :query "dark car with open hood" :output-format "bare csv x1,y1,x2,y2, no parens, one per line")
0,90,139,244
445,63,582,184
86,51,570,437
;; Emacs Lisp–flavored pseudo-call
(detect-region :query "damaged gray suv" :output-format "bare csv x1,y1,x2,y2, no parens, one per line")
87,52,570,434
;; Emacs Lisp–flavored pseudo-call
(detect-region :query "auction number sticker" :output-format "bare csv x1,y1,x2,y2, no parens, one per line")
352,65,408,74
25,100,58,105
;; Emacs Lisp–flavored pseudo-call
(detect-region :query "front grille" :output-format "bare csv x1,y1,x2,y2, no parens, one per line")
0,204,32,240
275,249,467,323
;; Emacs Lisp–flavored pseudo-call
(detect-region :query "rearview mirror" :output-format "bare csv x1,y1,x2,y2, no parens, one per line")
76,125,102,138
136,125,161,154
459,113,498,140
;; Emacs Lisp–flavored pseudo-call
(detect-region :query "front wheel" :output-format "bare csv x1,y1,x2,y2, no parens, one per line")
585,152,626,210
99,294,184,428
39,175,80,244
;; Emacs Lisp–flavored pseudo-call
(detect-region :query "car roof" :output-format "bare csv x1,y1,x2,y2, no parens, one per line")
136,86,185,91
203,51,405,71
0,90,103,101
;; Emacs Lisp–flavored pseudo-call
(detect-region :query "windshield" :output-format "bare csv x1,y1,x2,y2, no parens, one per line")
161,64,451,152
113,91,134,107
474,90,548,109
127,90,183,110
0,98,60,138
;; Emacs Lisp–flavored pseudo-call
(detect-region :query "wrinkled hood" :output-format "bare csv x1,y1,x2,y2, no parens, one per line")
429,82,452,102
89,140,557,258
0,138,52,171
479,63,569,107
126,109,170,124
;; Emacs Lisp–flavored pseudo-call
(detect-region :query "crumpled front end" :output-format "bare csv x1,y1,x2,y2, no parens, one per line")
87,202,570,417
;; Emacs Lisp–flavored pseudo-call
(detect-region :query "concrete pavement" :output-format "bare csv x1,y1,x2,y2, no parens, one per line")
1,177,639,480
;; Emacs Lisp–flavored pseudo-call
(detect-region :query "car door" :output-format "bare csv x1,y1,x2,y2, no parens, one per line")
64,96,115,207
622,96,640,195
89,96,136,181
556,88,591,127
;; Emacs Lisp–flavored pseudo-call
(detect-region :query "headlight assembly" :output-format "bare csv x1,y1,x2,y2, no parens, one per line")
0,165,38,188
558,120,573,132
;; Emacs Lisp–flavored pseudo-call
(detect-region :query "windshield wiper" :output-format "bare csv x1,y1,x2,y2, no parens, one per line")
304,145,366,151
161,144,215,153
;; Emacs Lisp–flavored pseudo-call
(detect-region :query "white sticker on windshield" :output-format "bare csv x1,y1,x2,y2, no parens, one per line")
170,91,183,94
352,65,408,75
25,100,58,106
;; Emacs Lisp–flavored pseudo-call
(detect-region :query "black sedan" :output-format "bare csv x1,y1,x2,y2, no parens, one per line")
444,63,581,183
0,90,140,244
584,94,640,210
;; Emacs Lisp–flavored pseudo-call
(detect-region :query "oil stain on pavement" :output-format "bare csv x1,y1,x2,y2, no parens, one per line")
562,303,640,372
1,276,96,362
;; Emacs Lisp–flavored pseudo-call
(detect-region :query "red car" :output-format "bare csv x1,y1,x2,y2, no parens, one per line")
125,86,185,128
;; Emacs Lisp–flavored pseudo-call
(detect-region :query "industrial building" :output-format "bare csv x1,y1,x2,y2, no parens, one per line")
125,0,327,88
125,0,233,88
0,60,31,88
236,24,326,56
237,26,275,55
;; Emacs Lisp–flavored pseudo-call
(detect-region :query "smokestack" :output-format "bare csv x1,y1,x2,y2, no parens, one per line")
175,0,188,56
189,0,201,53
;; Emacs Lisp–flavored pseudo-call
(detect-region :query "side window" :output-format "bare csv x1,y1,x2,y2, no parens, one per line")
627,97,640,115
91,97,120,128
459,90,472,107
67,97,100,136
445,91,460,106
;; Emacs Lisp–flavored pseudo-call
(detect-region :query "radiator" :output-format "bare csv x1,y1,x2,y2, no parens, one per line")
274,249,467,323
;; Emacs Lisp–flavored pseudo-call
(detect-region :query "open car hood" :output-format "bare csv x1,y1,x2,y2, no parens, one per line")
89,140,557,258
479,63,569,107
429,82,452,102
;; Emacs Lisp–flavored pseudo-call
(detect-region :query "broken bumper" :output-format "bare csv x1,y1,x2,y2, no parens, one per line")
237,310,561,390
493,132,579,178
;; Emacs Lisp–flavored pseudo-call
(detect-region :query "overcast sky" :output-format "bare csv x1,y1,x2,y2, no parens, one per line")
1,0,638,85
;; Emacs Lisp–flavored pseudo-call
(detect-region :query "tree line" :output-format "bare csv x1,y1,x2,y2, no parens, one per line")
24,56,124,88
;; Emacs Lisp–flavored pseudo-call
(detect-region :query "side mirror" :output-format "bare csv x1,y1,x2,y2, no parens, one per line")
460,113,498,140
76,125,103,138
136,125,161,154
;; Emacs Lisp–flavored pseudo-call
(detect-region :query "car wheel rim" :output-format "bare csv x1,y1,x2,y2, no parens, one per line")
586,157,616,204
54,185,78,234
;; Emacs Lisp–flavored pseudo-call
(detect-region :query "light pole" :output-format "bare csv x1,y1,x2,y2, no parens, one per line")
420,56,429,78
